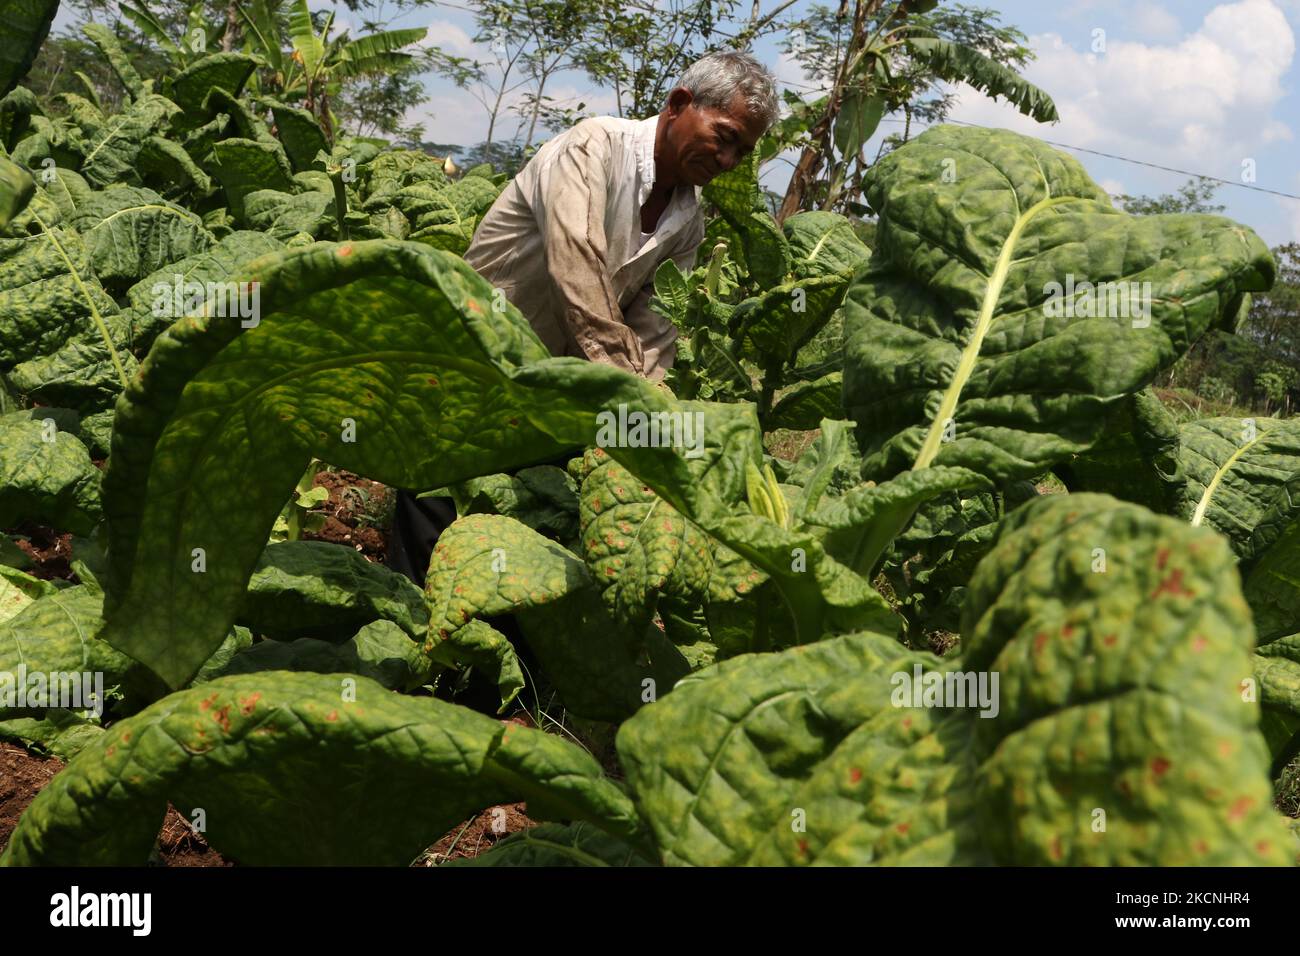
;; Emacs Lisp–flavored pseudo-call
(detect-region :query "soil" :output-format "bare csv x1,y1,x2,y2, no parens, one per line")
154,807,233,867
4,523,75,582
418,802,539,865
302,469,392,564
0,742,62,852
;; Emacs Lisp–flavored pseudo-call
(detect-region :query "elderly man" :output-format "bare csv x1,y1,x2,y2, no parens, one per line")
464,49,779,381
387,51,779,588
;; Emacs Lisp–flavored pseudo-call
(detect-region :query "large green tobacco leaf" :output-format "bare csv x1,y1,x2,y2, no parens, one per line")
212,619,426,691
843,125,1275,486
1053,388,1184,514
1178,417,1300,642
238,540,428,641
120,229,284,353
0,224,120,368
0,155,34,227
730,271,853,365
360,148,446,210
0,564,57,623
1,671,643,865
0,199,138,409
701,150,790,288
169,53,257,115
82,23,145,101
71,185,213,287
0,0,58,98
101,239,759,688
431,464,578,540
243,187,334,239
206,138,296,221
6,317,136,410
75,93,178,188
809,465,992,579
783,211,871,280
961,493,1291,865
1179,417,1300,557
1254,635,1300,772
267,100,327,172
574,447,712,627
401,178,502,254
424,513,689,720
619,494,1294,865
136,135,212,197
0,586,134,717
768,372,843,431
0,709,104,759
0,415,102,534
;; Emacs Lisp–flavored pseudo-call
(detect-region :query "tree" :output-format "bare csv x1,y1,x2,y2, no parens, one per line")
236,0,427,141
774,0,1057,222
1114,176,1226,216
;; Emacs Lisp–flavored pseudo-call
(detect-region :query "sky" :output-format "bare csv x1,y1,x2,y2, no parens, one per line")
54,0,1300,247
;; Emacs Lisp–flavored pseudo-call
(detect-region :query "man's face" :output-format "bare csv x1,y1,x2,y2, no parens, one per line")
663,89,767,187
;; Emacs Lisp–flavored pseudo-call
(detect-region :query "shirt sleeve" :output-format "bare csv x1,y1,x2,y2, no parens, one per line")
531,128,645,375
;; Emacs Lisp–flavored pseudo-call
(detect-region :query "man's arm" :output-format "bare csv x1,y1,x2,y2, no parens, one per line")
531,128,645,375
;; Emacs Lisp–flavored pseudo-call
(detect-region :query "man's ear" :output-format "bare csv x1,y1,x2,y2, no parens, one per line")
666,87,693,118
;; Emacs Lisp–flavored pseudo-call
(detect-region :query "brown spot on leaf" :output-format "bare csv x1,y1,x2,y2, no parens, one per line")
337,245,353,257
1150,568,1193,599
239,692,262,716
213,705,232,733
849,768,863,784
1033,631,1049,654
1227,796,1253,821
1151,757,1171,778
1191,635,1208,653
1156,547,1170,570
325,710,339,722
1102,633,1118,647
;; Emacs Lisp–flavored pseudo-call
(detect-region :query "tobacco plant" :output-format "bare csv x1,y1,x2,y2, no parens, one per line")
0,6,1297,866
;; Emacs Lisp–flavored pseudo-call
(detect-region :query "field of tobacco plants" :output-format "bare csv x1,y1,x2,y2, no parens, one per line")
1,2,1298,868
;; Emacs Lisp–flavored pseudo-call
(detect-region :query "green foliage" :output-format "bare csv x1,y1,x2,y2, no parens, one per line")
0,24,1295,869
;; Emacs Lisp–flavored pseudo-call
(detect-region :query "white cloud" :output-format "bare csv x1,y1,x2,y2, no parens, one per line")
947,0,1295,184
419,19,481,58
1098,177,1127,196
1130,2,1181,41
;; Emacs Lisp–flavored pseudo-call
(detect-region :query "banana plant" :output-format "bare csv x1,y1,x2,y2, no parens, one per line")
235,0,426,141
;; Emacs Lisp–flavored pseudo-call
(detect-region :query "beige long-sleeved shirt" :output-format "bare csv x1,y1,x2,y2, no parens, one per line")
463,115,706,381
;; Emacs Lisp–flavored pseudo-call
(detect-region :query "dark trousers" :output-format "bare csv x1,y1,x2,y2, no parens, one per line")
386,492,457,589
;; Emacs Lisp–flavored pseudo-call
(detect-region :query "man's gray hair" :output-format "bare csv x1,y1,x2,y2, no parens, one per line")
674,51,780,130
